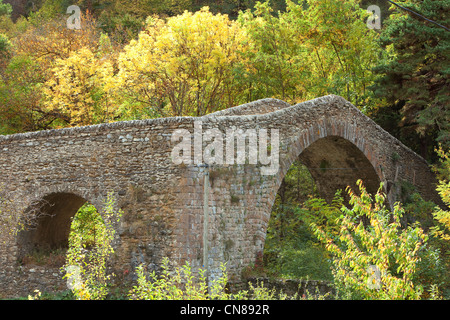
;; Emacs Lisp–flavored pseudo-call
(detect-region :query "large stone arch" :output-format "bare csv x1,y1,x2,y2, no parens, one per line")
254,125,385,277
263,95,441,217
200,95,443,280
297,135,382,202
273,125,384,207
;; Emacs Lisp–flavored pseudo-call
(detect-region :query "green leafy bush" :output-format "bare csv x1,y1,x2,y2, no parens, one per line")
64,192,122,300
69,202,105,249
129,258,233,300
310,180,430,299
129,258,298,300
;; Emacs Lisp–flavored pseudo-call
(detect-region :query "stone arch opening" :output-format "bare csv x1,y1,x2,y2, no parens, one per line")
297,135,382,203
262,135,383,280
17,192,97,265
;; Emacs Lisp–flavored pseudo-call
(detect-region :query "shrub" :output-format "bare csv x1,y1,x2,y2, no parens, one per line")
129,257,297,300
310,180,429,299
64,192,122,300
129,258,244,300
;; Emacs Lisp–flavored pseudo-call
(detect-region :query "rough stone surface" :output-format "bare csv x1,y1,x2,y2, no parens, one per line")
0,95,441,298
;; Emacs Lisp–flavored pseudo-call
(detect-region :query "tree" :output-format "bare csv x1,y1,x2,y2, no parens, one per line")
0,0,12,17
0,32,11,71
370,0,450,160
43,45,116,127
0,54,59,134
113,7,248,117
429,147,450,295
0,0,12,70
13,13,99,69
236,0,380,107
0,12,104,133
296,0,380,107
263,160,333,280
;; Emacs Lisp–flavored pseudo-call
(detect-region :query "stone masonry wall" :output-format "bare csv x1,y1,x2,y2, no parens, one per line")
0,95,441,297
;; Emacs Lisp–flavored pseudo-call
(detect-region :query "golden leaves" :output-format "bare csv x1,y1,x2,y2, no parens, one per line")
114,7,248,117
44,46,116,127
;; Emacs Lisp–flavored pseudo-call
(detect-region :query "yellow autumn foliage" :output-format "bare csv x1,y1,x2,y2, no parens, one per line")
44,46,116,127
113,7,249,117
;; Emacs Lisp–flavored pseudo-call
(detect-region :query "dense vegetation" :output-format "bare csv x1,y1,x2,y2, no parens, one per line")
1,0,448,158
261,152,450,299
0,0,449,299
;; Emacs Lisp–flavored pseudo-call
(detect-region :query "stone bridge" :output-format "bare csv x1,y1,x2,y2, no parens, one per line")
0,95,441,297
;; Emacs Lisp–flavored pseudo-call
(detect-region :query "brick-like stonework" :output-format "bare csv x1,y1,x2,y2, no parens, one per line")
0,95,441,297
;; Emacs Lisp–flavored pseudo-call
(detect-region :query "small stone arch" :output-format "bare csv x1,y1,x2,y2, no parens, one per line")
16,190,102,264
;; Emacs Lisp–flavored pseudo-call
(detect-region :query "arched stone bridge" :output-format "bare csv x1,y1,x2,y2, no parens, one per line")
0,95,441,296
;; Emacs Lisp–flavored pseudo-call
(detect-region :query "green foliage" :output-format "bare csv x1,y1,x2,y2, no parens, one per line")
64,192,122,300
237,1,311,103
0,0,12,17
433,145,450,183
98,12,145,44
0,0,388,132
0,0,445,132
310,180,431,299
267,161,317,243
0,32,10,54
70,202,105,248
21,247,66,267
264,199,334,281
428,147,450,297
429,147,450,245
401,190,436,229
129,258,232,300
431,182,450,242
266,240,333,281
263,161,333,280
113,7,248,117
236,0,380,106
43,46,116,126
0,55,46,134
0,12,102,133
370,0,450,158
297,0,380,107
0,31,10,75
129,257,298,300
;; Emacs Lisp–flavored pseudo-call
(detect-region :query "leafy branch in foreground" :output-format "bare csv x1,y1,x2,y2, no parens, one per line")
129,258,248,300
129,257,306,300
64,192,122,300
310,180,429,299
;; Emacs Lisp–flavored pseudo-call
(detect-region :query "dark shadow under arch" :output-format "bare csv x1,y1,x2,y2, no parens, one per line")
17,192,91,261
297,135,382,203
